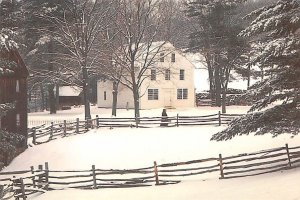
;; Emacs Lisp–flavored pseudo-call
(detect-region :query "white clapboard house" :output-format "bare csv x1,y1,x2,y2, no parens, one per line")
97,42,195,109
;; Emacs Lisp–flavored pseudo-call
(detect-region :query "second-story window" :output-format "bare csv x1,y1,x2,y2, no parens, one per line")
165,69,170,80
151,69,156,81
180,69,185,80
160,53,165,62
171,53,176,62
104,91,107,100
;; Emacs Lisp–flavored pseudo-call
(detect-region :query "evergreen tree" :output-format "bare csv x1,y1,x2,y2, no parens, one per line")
212,0,300,141
22,0,66,113
185,0,247,112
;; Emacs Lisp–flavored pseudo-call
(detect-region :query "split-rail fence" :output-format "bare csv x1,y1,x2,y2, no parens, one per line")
1,144,300,200
27,112,241,145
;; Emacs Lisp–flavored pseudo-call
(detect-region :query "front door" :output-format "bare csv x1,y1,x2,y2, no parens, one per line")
163,88,172,107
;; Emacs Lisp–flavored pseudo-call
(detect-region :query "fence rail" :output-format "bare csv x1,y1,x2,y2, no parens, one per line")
1,144,300,200
27,112,241,145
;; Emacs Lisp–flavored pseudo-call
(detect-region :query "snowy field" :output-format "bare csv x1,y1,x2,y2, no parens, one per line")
28,105,249,127
3,106,300,199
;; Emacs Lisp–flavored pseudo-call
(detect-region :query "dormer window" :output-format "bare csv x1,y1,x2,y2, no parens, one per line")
171,53,176,62
16,80,20,92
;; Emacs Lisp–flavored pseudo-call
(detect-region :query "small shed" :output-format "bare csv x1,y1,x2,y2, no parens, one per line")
0,36,28,145
58,86,83,108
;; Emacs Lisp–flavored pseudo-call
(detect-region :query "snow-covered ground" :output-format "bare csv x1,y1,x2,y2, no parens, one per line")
30,169,300,200
28,105,249,126
3,106,300,199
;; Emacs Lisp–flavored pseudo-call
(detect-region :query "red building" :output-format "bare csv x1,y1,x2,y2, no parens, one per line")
0,48,28,146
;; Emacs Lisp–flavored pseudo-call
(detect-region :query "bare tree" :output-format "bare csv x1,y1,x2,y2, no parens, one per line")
103,0,171,120
42,0,116,119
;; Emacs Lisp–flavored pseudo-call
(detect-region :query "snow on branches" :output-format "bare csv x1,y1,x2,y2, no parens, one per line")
0,31,18,51
212,0,300,140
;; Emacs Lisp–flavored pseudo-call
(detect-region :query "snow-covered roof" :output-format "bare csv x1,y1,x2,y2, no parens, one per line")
59,86,82,97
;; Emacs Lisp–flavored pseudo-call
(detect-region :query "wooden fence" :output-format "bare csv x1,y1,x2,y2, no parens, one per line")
27,112,241,145
1,144,300,200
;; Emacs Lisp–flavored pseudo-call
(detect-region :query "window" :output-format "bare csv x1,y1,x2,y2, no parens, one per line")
177,89,188,100
16,114,20,127
16,80,20,92
151,69,156,81
180,69,185,80
165,69,170,80
148,89,159,100
171,53,176,62
160,53,165,62
104,91,107,100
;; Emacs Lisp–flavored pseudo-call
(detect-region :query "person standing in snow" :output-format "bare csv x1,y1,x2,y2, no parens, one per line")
160,109,168,127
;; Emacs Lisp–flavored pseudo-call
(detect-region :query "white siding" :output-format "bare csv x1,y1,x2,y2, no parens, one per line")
97,42,195,109
97,81,134,109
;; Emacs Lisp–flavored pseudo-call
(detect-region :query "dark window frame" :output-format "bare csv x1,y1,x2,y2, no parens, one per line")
177,88,188,100
171,53,176,62
148,89,159,100
180,69,185,80
151,69,156,81
165,69,170,80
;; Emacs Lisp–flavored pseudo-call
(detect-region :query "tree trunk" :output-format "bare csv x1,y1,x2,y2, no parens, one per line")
132,83,140,122
214,56,222,107
48,84,56,114
55,84,60,110
112,81,118,116
40,84,45,111
221,88,227,114
82,66,91,120
205,53,215,101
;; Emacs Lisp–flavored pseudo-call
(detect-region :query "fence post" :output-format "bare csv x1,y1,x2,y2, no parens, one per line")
63,120,67,136
136,118,139,128
92,165,97,189
30,166,36,188
176,114,179,127
89,119,93,129
0,185,3,199
32,128,36,145
218,154,224,179
285,144,292,168
76,118,79,134
154,161,159,185
38,165,43,188
44,162,49,190
50,122,54,139
85,119,89,131
20,178,27,200
218,111,221,126
96,115,99,128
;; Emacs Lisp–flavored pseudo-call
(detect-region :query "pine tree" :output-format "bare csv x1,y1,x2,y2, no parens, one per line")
22,0,66,114
212,0,300,141
185,0,248,112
